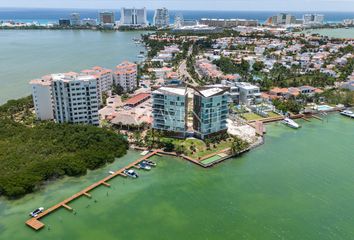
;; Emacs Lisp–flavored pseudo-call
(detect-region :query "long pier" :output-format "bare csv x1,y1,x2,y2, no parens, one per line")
26,150,159,231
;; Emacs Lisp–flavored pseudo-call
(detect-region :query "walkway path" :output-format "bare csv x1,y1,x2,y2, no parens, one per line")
26,150,159,231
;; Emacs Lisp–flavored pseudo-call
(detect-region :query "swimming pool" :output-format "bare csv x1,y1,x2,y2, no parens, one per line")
317,105,333,111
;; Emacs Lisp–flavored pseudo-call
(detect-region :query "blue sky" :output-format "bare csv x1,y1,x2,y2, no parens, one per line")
1,0,354,11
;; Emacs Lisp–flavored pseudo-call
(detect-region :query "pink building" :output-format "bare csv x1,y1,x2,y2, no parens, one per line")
114,61,138,92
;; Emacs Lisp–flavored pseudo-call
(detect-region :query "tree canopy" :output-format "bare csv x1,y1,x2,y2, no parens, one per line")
0,97,128,198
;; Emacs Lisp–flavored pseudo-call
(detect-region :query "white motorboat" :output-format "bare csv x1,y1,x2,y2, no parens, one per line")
340,110,354,118
123,169,139,178
108,171,115,175
29,207,44,217
282,118,300,129
142,160,157,167
138,162,151,171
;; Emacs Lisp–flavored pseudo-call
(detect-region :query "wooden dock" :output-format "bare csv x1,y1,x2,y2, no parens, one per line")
26,150,159,231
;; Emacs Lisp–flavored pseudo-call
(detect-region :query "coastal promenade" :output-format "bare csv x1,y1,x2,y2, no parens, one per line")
26,150,161,231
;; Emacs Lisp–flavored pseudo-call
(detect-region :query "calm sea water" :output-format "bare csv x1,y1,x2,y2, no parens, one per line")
306,28,354,38
0,30,145,104
0,114,353,239
1,8,354,24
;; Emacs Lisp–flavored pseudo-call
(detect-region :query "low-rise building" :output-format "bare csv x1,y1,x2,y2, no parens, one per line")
340,80,354,91
199,18,258,28
124,93,151,108
236,82,261,105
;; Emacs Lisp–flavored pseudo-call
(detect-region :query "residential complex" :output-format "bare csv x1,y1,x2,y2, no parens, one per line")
151,86,230,140
51,73,99,125
120,8,147,26
153,8,170,28
30,73,100,125
303,14,325,25
174,13,184,28
99,11,115,24
266,13,297,25
114,61,138,92
193,87,229,140
58,19,70,27
199,18,258,28
81,18,97,26
29,61,133,124
70,13,81,26
81,66,114,103
30,76,54,120
152,87,188,138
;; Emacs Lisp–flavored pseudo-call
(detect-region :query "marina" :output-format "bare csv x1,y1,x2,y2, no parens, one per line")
26,150,161,230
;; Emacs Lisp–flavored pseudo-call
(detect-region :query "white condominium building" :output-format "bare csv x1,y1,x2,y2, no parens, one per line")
303,14,325,25
30,76,54,121
70,13,81,26
52,73,99,125
152,87,188,138
153,8,169,28
114,61,138,92
81,66,113,103
120,8,147,26
266,13,296,25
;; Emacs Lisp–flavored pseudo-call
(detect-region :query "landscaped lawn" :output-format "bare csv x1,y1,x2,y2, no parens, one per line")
180,138,232,159
161,137,232,159
241,112,263,121
268,111,281,118
241,111,280,121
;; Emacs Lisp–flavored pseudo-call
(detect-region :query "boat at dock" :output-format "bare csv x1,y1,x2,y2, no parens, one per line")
138,162,151,170
140,150,149,156
108,171,115,175
142,160,157,167
123,169,139,178
29,207,44,217
340,110,354,118
282,118,300,129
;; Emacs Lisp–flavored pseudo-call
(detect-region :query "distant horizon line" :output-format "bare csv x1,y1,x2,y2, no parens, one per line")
1,7,354,13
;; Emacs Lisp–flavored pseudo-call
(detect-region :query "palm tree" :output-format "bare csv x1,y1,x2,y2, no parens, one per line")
231,137,249,155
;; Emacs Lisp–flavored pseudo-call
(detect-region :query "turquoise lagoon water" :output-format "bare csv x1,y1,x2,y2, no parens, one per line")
0,114,354,239
0,30,146,104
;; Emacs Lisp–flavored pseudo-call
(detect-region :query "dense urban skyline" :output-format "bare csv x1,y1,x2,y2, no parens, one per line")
1,0,354,11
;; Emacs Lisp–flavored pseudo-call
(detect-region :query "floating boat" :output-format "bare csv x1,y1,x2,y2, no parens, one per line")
140,150,149,156
340,110,354,118
29,207,44,217
138,162,151,170
108,171,115,175
142,160,157,167
282,118,300,129
123,169,139,178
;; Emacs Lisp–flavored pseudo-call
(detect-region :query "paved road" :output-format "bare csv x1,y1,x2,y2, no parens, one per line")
177,45,199,87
